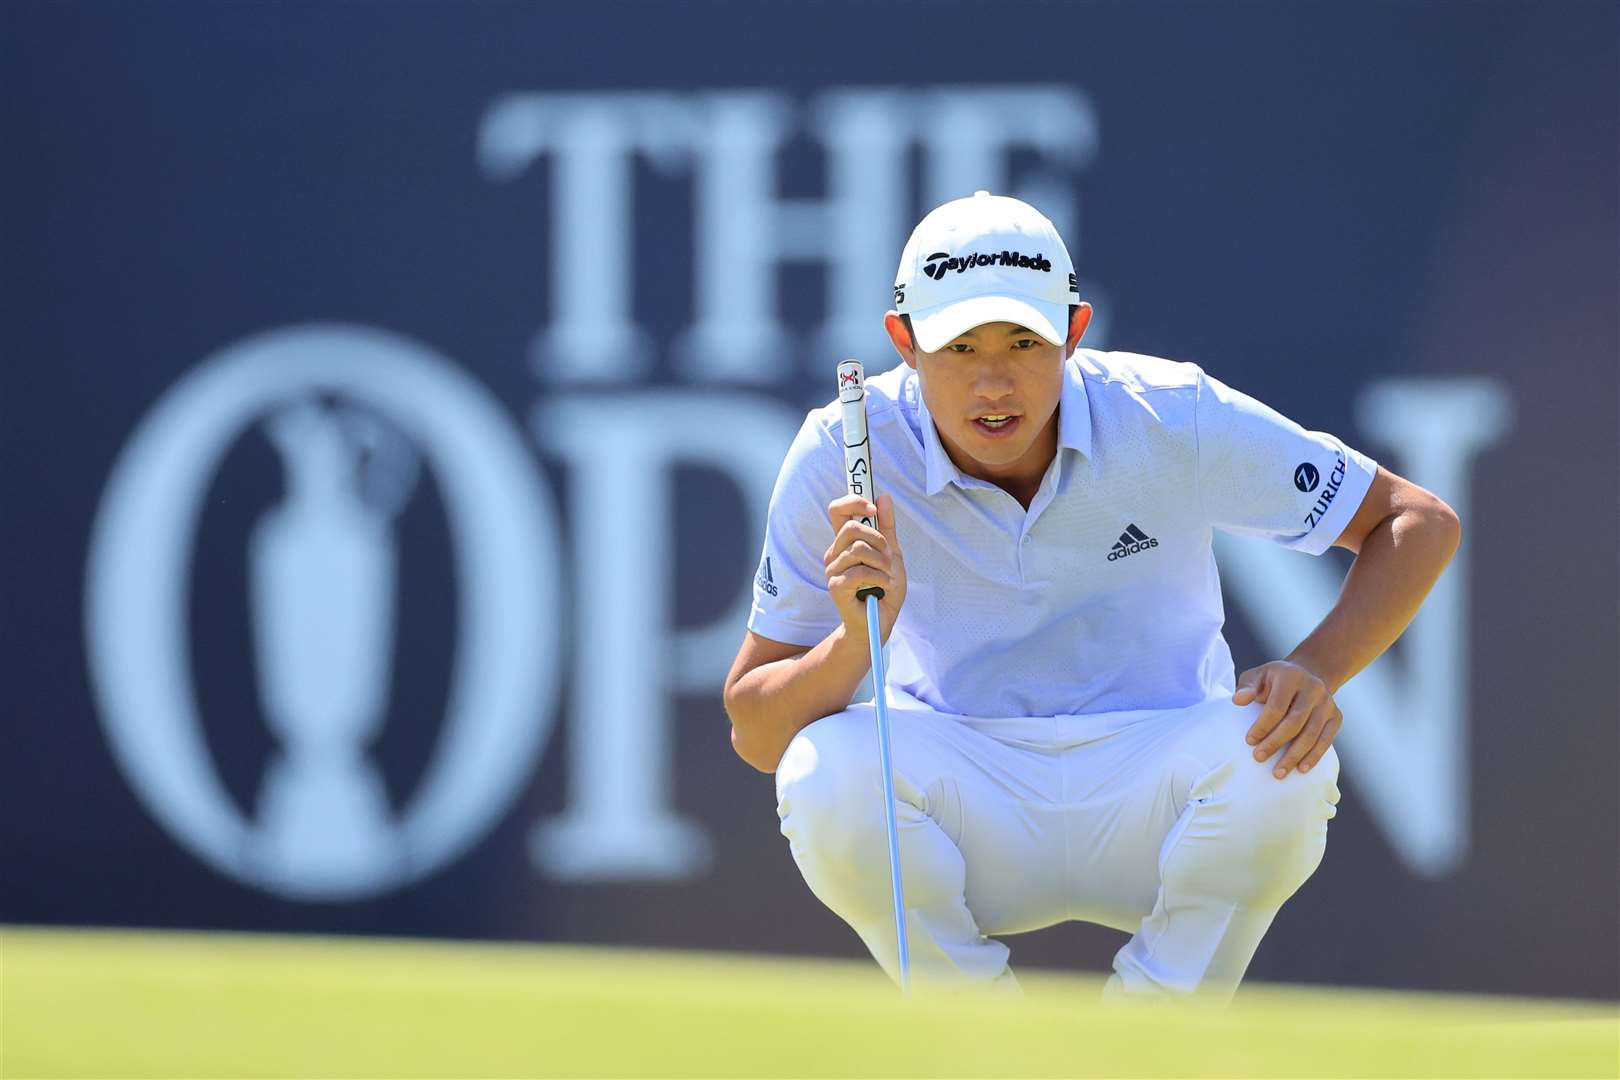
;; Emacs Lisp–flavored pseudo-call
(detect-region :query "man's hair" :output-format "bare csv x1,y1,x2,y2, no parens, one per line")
900,305,1081,351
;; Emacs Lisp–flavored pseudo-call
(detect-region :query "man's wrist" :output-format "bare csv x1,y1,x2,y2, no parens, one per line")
828,620,875,674
1282,650,1347,695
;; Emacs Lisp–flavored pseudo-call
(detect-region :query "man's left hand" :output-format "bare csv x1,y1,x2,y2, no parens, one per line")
1232,661,1342,779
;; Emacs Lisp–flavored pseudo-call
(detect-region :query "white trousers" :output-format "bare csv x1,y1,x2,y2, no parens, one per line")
775,695,1340,999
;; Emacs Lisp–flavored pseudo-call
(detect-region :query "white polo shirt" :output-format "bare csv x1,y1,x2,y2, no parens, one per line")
748,350,1377,720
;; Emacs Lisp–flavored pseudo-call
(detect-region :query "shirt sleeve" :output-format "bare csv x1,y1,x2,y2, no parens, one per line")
746,411,846,646
1195,370,1377,555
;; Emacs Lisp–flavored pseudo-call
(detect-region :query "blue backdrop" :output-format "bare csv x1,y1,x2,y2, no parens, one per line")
4,0,1616,999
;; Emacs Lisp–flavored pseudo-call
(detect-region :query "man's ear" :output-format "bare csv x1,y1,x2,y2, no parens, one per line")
1065,302,1093,356
883,311,919,369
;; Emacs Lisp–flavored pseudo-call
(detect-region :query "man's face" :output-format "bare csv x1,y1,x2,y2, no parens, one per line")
885,317,1074,484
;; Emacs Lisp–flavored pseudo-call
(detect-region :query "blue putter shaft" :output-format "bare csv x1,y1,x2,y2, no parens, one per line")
863,590,909,991
838,356,908,992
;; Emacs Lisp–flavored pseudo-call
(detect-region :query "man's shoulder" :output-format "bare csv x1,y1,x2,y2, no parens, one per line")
1071,351,1206,444
1073,349,1204,396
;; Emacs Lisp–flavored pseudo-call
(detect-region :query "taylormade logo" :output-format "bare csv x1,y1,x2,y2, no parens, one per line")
922,250,1053,280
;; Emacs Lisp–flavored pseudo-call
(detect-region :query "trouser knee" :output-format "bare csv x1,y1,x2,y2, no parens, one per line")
777,711,890,865
1176,708,1341,905
776,709,964,920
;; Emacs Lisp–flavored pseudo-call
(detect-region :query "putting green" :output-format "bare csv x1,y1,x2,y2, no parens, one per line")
2,927,1615,1078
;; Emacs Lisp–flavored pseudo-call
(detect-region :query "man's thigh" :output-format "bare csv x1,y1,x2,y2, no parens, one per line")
782,705,1076,937
1056,696,1258,931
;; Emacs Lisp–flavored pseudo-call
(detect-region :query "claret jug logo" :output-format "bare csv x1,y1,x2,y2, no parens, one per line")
922,249,1053,280
86,325,563,900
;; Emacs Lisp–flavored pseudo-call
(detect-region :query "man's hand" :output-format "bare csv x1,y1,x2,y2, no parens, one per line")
1233,661,1342,779
824,493,906,650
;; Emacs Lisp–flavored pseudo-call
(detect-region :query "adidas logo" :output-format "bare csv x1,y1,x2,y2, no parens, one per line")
1106,523,1159,562
755,555,779,596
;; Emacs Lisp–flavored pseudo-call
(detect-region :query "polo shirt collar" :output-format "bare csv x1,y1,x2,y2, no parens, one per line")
915,358,1092,496
1057,357,1093,458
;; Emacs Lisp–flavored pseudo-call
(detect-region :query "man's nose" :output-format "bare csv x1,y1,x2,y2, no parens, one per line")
971,363,1016,400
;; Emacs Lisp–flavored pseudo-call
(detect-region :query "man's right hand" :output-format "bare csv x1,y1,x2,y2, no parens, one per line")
823,493,907,649
724,493,908,773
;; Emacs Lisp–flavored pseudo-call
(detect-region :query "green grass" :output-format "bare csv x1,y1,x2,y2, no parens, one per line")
2,927,1615,1078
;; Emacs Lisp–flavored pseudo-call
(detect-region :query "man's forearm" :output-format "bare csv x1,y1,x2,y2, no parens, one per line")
1288,499,1461,693
726,626,873,772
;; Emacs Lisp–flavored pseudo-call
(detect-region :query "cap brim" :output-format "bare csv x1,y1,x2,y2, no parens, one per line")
909,295,1068,353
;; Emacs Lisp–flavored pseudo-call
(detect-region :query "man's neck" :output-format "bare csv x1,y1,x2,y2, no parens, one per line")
938,407,1060,512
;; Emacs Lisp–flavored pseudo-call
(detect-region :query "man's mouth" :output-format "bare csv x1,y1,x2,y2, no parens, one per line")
971,414,1021,437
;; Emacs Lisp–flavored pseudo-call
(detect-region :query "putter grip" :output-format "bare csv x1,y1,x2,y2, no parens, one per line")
836,359,884,602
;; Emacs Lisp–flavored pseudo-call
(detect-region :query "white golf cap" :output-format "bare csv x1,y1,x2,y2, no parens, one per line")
892,190,1078,353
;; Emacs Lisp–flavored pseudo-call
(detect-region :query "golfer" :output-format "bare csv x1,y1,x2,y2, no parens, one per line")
723,191,1460,999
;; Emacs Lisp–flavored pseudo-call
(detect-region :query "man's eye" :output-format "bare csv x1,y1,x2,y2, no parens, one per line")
1013,338,1037,350
948,343,973,353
